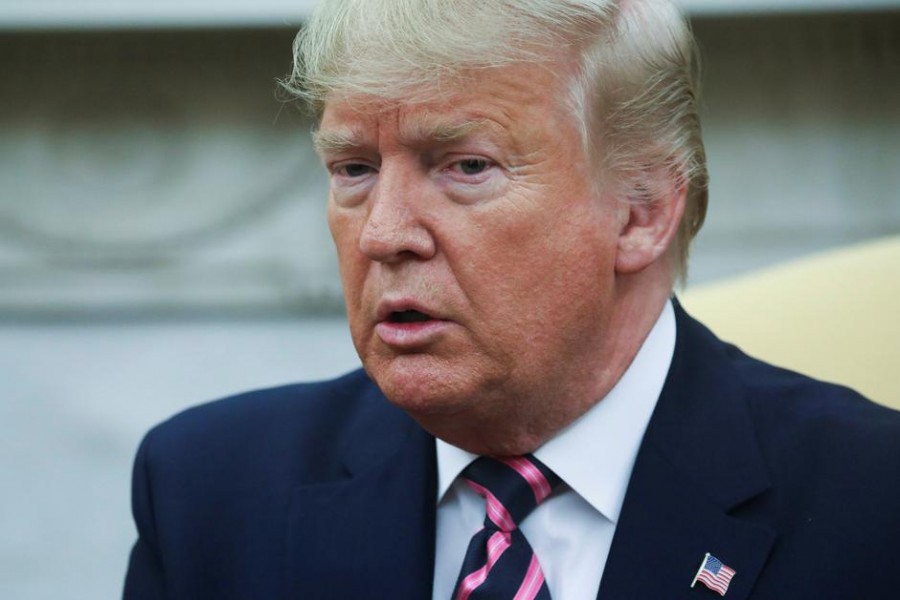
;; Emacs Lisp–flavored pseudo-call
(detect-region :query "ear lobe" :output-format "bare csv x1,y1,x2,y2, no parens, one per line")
615,182,686,275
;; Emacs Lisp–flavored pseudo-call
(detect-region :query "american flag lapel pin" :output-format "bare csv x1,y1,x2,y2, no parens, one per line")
691,552,736,596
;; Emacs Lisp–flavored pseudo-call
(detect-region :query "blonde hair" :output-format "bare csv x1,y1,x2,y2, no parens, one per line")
284,0,708,280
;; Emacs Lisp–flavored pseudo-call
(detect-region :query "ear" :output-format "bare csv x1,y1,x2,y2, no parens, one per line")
615,180,686,275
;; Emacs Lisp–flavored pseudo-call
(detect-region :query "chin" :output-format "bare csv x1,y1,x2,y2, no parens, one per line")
375,375,467,417
367,354,477,418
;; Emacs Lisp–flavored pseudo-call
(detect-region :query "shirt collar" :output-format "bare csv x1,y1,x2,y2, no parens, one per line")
435,300,676,524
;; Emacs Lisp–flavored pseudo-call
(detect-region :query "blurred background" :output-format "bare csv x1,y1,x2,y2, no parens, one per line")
1,0,898,598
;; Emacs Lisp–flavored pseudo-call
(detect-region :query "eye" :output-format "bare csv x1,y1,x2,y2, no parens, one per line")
453,158,490,176
337,163,375,178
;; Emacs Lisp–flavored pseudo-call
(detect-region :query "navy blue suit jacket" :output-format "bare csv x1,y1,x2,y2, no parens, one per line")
124,305,900,599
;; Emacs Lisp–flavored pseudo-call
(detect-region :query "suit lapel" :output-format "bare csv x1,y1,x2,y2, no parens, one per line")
286,384,437,599
598,301,776,600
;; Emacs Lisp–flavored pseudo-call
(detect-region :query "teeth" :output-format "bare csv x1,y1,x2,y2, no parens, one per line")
392,310,430,323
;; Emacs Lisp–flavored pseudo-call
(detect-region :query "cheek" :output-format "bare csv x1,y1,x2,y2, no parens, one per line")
327,201,350,250
445,216,545,340
328,205,362,267
463,202,617,331
327,207,368,311
476,197,613,275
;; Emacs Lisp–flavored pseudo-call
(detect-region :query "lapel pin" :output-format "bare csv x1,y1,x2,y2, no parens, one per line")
691,552,736,596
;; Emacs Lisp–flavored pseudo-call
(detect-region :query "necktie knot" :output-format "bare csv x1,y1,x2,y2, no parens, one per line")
462,455,561,532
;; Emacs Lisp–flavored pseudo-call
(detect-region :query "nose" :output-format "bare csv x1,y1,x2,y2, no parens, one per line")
358,165,436,263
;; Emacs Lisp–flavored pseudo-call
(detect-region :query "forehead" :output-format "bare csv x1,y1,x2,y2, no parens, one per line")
315,108,500,153
315,61,575,153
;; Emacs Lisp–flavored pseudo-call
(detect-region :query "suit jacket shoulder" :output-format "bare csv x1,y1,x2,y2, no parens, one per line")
125,369,438,600
728,337,900,597
599,303,900,600
141,369,414,484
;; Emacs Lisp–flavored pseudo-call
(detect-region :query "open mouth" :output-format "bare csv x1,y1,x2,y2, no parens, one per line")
388,309,432,324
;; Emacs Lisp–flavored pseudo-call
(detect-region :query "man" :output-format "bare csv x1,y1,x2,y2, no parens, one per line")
124,1,900,599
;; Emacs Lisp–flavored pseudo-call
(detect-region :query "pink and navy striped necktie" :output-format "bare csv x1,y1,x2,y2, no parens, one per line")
452,455,562,600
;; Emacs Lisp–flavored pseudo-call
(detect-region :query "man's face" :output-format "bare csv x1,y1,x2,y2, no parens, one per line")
317,60,625,446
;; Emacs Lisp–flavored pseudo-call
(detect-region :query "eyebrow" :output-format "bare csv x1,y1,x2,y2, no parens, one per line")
312,129,364,156
410,119,493,144
312,118,495,156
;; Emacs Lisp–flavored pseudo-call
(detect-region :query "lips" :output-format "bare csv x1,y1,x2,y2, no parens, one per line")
375,299,442,324
374,299,452,349
388,309,432,324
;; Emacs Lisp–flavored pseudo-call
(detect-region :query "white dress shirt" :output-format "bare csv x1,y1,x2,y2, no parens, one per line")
432,300,676,599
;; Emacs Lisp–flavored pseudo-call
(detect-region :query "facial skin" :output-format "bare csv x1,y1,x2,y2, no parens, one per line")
317,57,682,455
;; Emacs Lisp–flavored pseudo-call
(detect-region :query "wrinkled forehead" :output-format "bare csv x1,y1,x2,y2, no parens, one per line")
314,60,579,156
314,106,498,155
